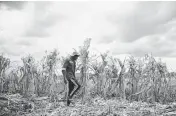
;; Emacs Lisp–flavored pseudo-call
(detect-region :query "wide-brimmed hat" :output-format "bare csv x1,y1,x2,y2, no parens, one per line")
71,51,80,57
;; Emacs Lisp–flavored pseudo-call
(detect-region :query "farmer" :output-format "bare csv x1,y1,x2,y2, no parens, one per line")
62,51,81,106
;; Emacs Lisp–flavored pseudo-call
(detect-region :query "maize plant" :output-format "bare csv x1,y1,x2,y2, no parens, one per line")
88,52,106,97
8,70,20,93
19,55,37,97
104,57,119,98
99,52,109,98
117,58,126,100
0,54,10,93
78,38,91,102
155,60,169,103
127,56,139,101
125,54,173,103
108,58,126,99
39,49,60,97
90,52,108,97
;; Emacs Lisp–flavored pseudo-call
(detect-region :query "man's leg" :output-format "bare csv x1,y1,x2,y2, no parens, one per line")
66,79,74,106
69,78,81,99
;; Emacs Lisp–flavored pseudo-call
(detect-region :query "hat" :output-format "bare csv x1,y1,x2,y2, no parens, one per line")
71,51,80,57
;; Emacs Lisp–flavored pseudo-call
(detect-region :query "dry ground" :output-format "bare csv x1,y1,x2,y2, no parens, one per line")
1,94,176,116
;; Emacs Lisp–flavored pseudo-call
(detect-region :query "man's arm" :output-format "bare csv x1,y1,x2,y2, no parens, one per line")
62,70,67,84
62,60,69,83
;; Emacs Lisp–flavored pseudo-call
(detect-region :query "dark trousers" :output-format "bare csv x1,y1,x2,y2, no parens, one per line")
66,78,81,101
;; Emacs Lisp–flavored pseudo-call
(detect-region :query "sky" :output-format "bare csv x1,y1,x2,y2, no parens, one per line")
1,1,176,71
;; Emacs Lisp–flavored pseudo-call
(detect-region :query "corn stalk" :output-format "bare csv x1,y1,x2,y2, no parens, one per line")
78,38,91,102
19,55,36,97
117,58,126,100
40,49,59,97
0,54,10,93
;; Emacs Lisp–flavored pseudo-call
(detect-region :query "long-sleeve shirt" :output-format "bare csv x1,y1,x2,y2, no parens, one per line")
62,58,76,79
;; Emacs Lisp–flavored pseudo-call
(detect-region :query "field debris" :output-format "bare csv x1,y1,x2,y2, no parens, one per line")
1,94,176,116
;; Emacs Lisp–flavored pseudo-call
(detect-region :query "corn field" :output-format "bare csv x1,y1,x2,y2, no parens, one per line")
1,39,176,116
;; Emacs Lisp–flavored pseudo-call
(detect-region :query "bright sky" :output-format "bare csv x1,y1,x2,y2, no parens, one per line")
1,1,176,71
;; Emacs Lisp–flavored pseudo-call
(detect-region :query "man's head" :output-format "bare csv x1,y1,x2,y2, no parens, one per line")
70,51,80,61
